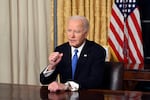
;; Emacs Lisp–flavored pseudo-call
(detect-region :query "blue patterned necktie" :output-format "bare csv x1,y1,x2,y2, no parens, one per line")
72,49,78,80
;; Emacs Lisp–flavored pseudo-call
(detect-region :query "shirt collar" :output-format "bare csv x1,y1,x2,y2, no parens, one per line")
71,41,86,57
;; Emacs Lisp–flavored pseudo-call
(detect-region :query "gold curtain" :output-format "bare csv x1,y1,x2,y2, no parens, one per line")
50,0,114,60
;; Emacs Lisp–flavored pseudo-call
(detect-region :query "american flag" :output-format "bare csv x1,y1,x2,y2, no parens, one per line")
108,0,144,64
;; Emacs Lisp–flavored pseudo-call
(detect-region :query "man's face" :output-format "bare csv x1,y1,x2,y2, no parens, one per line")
66,19,88,48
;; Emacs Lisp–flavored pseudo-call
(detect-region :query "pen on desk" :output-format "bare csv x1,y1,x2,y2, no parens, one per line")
57,74,60,83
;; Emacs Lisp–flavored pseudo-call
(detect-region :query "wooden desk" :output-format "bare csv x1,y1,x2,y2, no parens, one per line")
124,70,150,81
124,64,150,81
0,83,149,100
40,86,150,100
123,64,150,91
0,83,41,100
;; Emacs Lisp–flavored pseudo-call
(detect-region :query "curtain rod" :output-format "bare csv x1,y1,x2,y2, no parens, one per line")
54,0,57,48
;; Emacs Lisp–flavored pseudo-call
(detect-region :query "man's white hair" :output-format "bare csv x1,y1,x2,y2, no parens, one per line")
68,15,89,33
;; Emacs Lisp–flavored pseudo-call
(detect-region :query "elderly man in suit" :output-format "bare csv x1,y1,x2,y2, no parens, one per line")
40,15,106,92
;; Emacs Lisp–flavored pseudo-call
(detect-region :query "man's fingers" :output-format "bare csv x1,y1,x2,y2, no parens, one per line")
49,52,63,62
48,81,66,92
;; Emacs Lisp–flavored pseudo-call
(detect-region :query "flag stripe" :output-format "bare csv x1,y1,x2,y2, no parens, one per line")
126,20,143,63
108,0,144,65
109,5,125,61
131,8,143,42
110,23,123,47
108,38,123,61
127,10,144,63
109,29,124,60
111,8,124,31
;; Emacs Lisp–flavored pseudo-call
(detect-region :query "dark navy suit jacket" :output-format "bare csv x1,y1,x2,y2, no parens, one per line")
40,40,106,89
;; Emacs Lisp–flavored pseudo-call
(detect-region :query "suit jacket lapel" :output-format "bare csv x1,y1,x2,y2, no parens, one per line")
64,44,72,79
75,40,89,79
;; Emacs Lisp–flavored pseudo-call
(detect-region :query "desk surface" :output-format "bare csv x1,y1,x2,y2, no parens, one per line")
124,64,150,81
0,83,150,100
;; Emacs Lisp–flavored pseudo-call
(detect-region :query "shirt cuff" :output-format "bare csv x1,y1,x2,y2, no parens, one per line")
43,66,55,77
70,92,79,99
65,81,79,91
